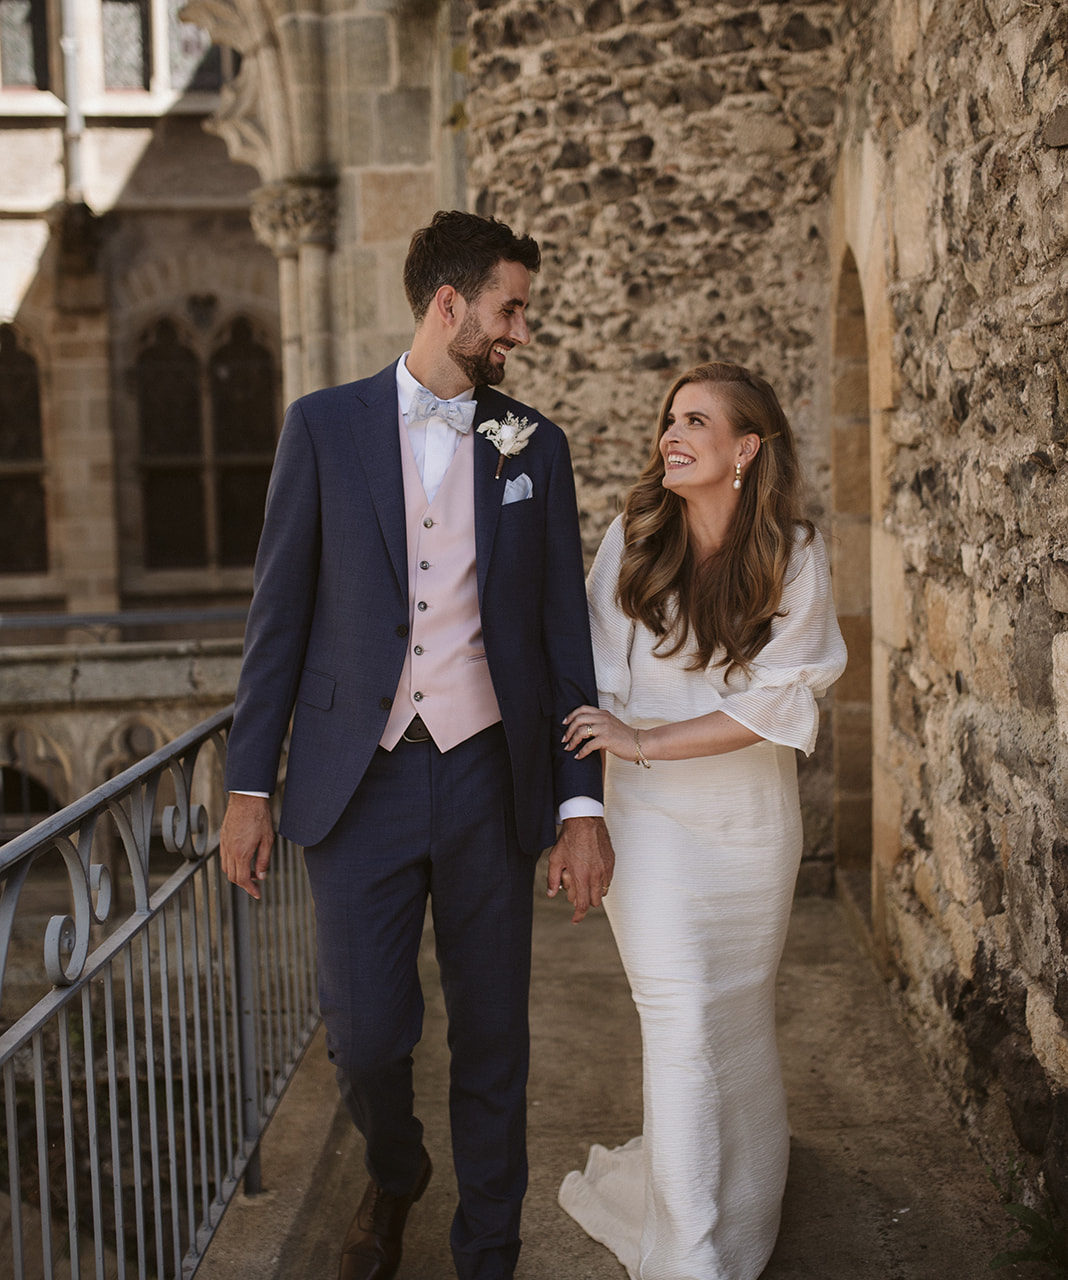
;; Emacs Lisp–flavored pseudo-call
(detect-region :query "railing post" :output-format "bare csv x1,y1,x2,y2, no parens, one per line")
232,884,263,1194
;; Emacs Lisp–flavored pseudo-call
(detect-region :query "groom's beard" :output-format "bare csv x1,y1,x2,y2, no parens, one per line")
448,311,506,387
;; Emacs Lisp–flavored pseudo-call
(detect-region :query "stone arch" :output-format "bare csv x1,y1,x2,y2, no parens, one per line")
186,0,464,396
94,715,169,784
0,723,72,838
829,134,899,958
179,0,297,182
111,250,280,341
830,248,872,919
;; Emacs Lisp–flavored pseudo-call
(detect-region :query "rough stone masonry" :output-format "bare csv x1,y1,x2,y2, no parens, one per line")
466,0,1068,1222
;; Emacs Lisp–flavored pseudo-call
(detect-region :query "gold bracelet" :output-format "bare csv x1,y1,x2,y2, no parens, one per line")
634,729,651,769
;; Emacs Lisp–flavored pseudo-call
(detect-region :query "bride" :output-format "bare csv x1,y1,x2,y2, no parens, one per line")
559,361,846,1280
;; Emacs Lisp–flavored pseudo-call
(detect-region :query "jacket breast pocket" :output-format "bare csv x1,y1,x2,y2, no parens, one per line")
296,667,335,710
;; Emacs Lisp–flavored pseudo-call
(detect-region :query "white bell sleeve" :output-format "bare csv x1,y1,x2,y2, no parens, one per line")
586,515,635,717
715,529,847,756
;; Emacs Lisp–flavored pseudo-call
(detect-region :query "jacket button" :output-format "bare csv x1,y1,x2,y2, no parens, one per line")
396,624,409,638
413,691,424,702
417,601,428,612
380,696,393,710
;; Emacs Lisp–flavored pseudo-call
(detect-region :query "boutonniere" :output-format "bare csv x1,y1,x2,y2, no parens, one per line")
477,412,537,479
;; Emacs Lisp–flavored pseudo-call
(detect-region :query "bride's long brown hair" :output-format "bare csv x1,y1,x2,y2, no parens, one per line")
617,361,813,677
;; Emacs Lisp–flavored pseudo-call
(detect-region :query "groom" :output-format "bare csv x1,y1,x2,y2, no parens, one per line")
219,210,613,1280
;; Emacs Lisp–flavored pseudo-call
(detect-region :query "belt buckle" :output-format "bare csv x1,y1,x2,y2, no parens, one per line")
402,715,431,743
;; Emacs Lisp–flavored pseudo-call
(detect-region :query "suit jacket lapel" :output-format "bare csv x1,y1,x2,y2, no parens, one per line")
347,364,407,593
473,393,505,609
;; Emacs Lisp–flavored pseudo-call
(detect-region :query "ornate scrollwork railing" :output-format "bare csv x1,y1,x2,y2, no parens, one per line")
0,706,319,1280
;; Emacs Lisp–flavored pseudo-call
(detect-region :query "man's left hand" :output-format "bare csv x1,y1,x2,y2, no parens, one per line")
547,815,615,924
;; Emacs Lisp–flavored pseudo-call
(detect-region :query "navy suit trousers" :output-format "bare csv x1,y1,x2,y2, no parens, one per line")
302,722,535,1280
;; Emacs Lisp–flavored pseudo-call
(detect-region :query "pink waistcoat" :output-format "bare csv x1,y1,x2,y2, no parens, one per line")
379,423,502,751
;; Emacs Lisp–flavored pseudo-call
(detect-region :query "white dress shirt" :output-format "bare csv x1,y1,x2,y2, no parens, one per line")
396,353,473,502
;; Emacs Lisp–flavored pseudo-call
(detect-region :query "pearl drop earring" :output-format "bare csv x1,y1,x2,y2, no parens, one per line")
733,462,742,490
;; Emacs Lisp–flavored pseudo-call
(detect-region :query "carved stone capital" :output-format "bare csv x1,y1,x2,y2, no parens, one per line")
178,0,258,56
249,180,339,258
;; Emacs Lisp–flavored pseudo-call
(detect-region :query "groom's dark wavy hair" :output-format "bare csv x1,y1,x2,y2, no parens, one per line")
403,210,541,321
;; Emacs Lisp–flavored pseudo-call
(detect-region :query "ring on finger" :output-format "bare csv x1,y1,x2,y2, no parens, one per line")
584,724,594,739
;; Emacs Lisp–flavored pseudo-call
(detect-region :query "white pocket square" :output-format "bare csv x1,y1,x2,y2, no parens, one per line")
502,473,533,505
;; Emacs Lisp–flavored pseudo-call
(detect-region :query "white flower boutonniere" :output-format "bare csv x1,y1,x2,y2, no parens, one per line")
478,411,538,479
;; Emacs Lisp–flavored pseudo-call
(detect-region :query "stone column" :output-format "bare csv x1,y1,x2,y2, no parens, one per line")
51,203,120,621
250,179,338,401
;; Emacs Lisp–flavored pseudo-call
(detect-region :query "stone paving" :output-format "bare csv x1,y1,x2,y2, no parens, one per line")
200,891,1029,1280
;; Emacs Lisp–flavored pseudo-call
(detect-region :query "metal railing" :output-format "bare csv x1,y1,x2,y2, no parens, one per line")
0,708,319,1279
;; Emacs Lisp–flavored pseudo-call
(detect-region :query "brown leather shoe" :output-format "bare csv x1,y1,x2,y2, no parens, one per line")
337,1147,432,1280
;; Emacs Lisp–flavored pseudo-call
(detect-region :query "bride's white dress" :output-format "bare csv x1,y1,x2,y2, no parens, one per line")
559,517,846,1280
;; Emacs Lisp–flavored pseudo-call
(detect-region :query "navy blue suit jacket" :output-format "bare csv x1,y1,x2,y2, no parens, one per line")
226,361,604,853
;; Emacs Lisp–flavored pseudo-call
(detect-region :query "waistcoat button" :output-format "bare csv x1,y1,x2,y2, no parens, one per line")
423,517,434,529
414,645,424,655
417,601,428,611
413,691,424,702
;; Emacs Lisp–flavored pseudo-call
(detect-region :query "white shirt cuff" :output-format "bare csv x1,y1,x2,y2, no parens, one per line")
231,790,270,798
557,796,604,822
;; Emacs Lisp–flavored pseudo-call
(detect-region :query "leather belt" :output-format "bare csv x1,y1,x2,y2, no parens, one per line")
401,714,431,743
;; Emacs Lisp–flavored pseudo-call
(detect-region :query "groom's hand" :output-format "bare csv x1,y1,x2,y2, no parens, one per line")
220,793,275,900
547,815,615,924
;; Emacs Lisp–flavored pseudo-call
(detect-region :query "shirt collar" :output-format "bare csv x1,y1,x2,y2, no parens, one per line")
396,353,476,420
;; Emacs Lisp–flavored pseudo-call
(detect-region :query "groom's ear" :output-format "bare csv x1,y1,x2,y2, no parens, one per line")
433,284,461,329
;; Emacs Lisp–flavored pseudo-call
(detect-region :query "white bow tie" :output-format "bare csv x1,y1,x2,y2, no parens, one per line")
408,387,476,433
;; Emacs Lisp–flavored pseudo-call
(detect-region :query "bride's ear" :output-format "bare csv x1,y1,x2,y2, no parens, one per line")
739,433,761,462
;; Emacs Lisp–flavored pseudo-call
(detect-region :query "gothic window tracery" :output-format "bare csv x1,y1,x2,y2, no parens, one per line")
135,315,276,572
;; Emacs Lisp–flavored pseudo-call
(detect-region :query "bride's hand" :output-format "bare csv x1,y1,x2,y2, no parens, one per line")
563,705,635,762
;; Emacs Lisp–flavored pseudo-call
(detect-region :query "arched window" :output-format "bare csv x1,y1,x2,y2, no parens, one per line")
0,324,47,575
136,316,276,571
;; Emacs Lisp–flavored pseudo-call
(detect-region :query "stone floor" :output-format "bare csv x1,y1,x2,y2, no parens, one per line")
199,890,1036,1280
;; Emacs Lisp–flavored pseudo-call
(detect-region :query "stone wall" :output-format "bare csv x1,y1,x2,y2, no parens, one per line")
466,2,845,877
467,0,843,548
837,0,1068,1218
465,0,1068,1219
